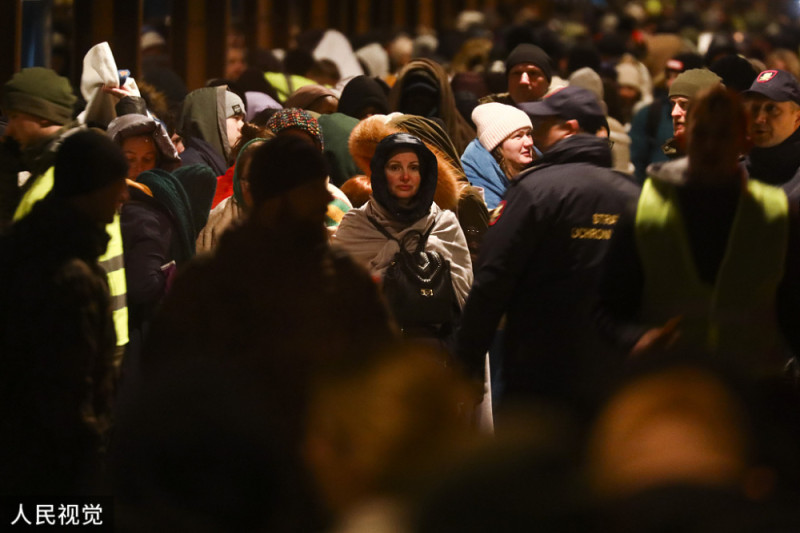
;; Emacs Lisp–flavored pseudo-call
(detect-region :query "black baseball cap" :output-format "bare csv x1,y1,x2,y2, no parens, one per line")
744,69,800,105
519,86,607,133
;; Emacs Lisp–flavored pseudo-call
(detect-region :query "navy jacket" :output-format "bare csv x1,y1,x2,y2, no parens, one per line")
455,134,640,405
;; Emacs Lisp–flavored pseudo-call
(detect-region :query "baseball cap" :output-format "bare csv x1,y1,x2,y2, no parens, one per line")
744,69,800,105
519,86,606,133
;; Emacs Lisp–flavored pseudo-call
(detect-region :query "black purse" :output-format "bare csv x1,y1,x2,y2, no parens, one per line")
367,215,457,328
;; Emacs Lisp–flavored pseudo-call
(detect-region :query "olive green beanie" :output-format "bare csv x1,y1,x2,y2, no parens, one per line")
669,68,723,100
2,67,76,125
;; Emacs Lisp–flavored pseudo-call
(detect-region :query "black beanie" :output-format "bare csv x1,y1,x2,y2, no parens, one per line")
53,130,128,198
247,135,328,204
338,75,390,119
505,43,553,82
667,52,704,73
710,55,758,93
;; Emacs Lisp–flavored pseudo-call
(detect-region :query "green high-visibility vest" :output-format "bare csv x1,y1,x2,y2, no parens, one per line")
264,72,318,103
635,177,788,373
14,167,129,348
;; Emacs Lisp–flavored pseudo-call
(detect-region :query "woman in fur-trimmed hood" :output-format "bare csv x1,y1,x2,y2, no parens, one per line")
334,133,473,310
348,114,462,212
347,113,489,263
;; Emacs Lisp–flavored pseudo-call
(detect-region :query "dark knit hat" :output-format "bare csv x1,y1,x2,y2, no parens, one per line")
247,135,328,203
505,44,553,82
338,75,390,119
744,69,800,105
2,67,77,125
53,130,128,198
669,69,723,100
266,107,324,150
710,55,758,93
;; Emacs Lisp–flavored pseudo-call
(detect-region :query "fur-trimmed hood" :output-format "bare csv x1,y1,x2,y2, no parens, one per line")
348,114,462,212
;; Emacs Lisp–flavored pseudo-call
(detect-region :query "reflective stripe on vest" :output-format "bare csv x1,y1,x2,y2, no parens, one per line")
635,177,788,371
100,213,129,346
14,166,55,220
14,168,129,347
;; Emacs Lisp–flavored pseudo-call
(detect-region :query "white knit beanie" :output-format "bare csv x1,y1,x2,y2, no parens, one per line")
472,102,532,152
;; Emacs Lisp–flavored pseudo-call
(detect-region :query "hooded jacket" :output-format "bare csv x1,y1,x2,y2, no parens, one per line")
334,133,473,307
177,86,231,175
348,114,462,212
107,114,182,173
388,59,476,154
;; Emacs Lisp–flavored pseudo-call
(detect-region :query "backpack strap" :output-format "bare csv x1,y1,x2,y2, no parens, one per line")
414,217,437,253
367,215,400,243
368,214,438,254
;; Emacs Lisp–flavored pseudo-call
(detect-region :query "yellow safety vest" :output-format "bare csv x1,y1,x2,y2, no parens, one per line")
14,167,129,348
263,72,318,103
635,177,788,374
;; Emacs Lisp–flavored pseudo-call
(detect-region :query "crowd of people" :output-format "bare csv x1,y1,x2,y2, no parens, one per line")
3,1,800,530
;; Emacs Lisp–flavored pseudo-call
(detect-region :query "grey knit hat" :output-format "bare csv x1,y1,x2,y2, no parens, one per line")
2,67,76,125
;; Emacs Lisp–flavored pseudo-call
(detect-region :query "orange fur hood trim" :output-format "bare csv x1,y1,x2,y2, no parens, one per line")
348,115,462,212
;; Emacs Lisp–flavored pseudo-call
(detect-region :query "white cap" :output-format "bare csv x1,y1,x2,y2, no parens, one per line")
471,102,532,152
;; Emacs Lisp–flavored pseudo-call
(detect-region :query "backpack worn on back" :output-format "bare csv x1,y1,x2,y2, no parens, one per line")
367,215,457,330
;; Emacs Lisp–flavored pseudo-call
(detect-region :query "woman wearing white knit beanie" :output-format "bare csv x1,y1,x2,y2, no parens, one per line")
461,102,534,208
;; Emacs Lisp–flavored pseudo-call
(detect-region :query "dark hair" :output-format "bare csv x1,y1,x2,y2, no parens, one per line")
284,48,315,76
688,85,747,143
247,135,328,205
53,129,128,197
308,58,341,85
251,108,281,128
229,123,274,163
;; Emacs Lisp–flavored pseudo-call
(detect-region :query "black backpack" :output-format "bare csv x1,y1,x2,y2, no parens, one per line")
367,215,457,330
